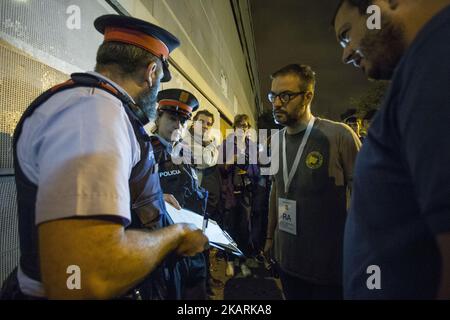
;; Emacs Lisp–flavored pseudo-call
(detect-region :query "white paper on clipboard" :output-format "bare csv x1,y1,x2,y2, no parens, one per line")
165,202,244,256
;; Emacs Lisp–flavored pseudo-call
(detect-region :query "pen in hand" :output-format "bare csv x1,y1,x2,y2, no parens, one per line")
202,212,209,232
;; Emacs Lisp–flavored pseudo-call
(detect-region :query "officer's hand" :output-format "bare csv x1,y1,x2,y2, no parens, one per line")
164,194,181,210
263,238,273,260
176,223,209,256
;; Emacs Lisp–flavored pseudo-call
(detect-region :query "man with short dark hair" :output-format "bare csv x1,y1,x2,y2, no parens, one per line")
188,110,219,178
333,0,450,299
264,63,360,299
187,110,219,213
185,109,223,294
193,110,215,126
1,15,208,300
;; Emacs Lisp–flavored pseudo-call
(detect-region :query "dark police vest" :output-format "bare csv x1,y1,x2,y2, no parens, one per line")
150,136,208,215
150,136,208,294
10,73,180,299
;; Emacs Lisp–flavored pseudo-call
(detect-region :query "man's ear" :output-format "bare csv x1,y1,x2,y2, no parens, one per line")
145,61,158,87
305,91,314,104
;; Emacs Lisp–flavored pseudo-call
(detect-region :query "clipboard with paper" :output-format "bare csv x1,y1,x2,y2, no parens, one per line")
165,202,244,257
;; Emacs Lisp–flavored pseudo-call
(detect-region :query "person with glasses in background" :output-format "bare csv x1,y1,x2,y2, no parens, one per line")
360,109,377,141
219,114,260,278
264,64,361,299
340,109,363,142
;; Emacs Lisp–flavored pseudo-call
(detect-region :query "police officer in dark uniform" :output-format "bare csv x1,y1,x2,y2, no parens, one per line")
150,89,209,299
0,15,207,300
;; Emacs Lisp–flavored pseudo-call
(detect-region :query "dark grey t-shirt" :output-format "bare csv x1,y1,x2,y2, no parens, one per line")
272,118,360,285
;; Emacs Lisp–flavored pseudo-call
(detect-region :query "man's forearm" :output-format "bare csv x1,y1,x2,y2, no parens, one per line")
95,224,188,298
39,219,188,299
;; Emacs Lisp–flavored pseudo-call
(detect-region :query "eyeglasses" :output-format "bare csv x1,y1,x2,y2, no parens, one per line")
236,123,250,129
339,30,351,49
268,91,307,104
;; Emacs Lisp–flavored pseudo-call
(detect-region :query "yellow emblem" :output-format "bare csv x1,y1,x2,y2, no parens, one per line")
179,91,189,103
306,151,323,169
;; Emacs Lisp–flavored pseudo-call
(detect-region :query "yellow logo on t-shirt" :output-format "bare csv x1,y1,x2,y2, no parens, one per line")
306,151,323,169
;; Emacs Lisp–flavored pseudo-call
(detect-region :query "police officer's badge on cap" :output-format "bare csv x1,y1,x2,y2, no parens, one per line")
94,14,180,82
157,89,199,119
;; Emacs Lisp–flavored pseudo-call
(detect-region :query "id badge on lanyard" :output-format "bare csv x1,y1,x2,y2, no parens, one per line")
278,117,315,236
278,198,297,235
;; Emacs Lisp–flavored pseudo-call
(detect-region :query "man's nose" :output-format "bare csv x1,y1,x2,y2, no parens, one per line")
342,46,355,65
272,96,283,109
173,119,182,129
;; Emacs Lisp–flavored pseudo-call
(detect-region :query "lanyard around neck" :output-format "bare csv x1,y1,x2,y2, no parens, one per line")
282,117,315,194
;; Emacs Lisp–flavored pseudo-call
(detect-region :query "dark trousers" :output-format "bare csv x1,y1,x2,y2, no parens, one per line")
279,269,342,300
181,253,207,300
223,194,254,256
250,184,269,253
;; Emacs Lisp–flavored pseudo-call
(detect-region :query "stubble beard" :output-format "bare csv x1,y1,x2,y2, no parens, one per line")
360,15,407,80
136,79,160,121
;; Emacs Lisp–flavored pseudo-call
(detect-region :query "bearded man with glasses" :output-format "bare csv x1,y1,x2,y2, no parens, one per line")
264,64,361,300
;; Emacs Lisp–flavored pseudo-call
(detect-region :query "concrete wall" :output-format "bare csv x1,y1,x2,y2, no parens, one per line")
0,0,260,141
